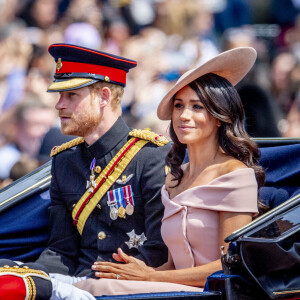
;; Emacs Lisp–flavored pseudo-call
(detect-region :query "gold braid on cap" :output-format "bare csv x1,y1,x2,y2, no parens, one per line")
50,137,85,157
129,128,169,146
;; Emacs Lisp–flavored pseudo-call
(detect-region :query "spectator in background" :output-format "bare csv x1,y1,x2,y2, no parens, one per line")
222,26,256,50
221,26,283,137
120,27,173,127
121,2,221,129
0,23,33,113
153,0,197,37
0,95,57,181
26,45,59,107
237,84,281,137
103,19,131,55
179,4,220,67
18,0,59,30
64,22,102,50
9,153,40,181
11,95,57,157
269,0,300,49
270,51,296,118
0,0,19,26
214,0,252,35
61,0,103,31
285,94,300,137
38,126,74,165
283,63,300,136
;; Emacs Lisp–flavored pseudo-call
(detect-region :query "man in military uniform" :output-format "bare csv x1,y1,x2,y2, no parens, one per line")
35,44,170,279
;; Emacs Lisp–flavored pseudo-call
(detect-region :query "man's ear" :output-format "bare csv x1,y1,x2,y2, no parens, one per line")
99,87,111,107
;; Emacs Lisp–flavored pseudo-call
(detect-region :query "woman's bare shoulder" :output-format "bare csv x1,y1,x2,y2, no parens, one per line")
219,157,248,176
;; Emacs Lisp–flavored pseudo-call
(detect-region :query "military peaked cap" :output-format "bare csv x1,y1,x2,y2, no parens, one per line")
47,43,137,92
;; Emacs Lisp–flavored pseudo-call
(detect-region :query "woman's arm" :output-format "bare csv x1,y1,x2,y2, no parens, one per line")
92,211,252,287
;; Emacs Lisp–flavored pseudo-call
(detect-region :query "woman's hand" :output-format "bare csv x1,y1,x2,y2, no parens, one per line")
92,248,155,281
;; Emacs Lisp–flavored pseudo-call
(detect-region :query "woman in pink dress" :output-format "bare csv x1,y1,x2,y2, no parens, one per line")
74,47,266,296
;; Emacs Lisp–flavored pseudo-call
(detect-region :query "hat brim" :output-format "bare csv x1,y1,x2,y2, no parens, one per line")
47,78,98,92
157,47,257,120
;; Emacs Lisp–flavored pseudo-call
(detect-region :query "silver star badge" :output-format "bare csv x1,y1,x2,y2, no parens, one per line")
125,229,147,249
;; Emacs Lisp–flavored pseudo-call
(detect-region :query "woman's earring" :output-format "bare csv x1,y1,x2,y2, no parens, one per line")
217,122,221,127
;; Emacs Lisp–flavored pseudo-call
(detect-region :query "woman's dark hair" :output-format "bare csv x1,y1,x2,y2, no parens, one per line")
166,73,267,214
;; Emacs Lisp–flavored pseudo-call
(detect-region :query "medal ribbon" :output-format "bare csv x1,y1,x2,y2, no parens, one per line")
115,187,123,208
123,185,134,206
90,157,96,171
107,190,117,207
72,137,149,234
129,185,134,206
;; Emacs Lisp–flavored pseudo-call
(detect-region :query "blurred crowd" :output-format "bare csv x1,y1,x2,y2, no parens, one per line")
1,0,300,187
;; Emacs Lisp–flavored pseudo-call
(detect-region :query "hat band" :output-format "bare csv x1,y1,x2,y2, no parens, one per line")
56,61,127,85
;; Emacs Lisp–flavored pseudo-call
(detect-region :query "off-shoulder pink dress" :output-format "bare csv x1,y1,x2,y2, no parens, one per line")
74,168,258,296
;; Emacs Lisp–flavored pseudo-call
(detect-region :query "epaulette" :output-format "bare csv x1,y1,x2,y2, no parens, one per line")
0,265,50,279
0,259,52,300
129,128,169,146
50,137,85,157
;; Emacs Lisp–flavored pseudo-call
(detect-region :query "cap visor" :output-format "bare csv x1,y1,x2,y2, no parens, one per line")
47,78,95,92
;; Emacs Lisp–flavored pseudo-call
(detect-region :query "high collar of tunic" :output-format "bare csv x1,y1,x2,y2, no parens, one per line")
85,117,130,158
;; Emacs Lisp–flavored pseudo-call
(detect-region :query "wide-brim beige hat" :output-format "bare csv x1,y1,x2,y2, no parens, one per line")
157,47,257,120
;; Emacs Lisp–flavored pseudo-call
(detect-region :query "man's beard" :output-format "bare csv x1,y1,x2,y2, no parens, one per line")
60,110,101,137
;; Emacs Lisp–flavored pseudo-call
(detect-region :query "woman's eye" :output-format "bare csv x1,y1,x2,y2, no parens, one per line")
193,104,203,110
174,103,183,108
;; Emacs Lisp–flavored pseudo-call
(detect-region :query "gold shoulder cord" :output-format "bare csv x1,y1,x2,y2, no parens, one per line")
129,128,169,146
50,137,85,157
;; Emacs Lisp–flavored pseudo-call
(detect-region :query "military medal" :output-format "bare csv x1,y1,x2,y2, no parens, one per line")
126,203,134,215
107,185,135,220
110,206,118,220
118,205,126,218
107,190,119,220
107,195,118,220
123,185,134,215
86,158,97,193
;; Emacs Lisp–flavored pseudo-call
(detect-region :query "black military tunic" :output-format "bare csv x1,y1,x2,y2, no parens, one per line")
36,117,170,276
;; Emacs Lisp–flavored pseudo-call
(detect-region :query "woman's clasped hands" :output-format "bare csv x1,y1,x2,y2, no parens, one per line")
92,248,155,281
